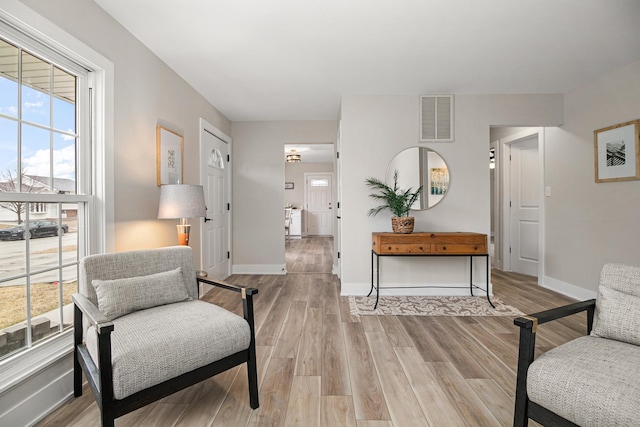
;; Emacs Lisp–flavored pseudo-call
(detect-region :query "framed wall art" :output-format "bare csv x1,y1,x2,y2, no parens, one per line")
285,182,294,190
156,125,184,186
594,119,640,183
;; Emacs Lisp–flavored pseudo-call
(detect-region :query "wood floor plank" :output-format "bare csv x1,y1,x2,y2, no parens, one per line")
397,316,451,362
295,306,323,376
429,362,501,426
342,323,389,421
137,403,188,426
257,287,291,346
273,300,307,359
210,346,273,427
428,317,492,379
320,396,356,427
359,315,384,332
394,346,465,427
175,367,240,427
284,376,321,427
377,315,414,347
321,313,352,396
322,275,341,316
365,331,428,426
467,378,514,427
355,421,393,427
247,358,295,427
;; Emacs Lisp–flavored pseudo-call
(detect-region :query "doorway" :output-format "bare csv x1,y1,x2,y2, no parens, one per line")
199,118,231,282
305,172,333,236
491,127,544,280
284,143,335,274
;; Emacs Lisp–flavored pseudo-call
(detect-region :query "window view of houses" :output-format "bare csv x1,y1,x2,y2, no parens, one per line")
0,36,82,359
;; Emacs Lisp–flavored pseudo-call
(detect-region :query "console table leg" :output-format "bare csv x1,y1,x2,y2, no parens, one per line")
469,255,474,296
374,254,380,309
486,255,495,308
368,250,374,297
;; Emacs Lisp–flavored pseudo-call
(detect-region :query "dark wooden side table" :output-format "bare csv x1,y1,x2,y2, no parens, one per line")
369,232,493,309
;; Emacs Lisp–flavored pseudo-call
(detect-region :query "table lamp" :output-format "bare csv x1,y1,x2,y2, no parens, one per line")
158,184,206,246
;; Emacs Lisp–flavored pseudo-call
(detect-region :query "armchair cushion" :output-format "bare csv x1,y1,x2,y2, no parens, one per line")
86,300,251,400
92,267,191,321
527,335,640,427
591,285,640,346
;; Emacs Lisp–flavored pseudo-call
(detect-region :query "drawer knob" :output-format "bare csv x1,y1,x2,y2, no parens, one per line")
419,246,423,251
430,233,435,238
474,246,478,250
388,246,392,250
442,246,447,250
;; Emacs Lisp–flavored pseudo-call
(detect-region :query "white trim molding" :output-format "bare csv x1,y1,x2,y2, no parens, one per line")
541,276,597,301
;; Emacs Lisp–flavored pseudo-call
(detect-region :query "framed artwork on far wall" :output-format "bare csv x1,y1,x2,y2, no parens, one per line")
285,182,294,190
157,125,184,186
594,119,640,183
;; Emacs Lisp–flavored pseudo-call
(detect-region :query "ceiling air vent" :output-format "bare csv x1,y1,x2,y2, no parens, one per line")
420,95,454,142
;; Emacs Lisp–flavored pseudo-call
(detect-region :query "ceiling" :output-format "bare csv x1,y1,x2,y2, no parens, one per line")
95,0,640,122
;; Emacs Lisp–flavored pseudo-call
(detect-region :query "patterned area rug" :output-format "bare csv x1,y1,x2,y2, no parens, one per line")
348,295,523,316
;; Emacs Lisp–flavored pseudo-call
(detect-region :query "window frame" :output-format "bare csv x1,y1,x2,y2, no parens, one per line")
0,2,114,394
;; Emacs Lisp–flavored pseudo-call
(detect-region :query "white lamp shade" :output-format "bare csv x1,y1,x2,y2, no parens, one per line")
158,184,206,219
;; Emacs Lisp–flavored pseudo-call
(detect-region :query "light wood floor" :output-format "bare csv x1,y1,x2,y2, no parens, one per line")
38,237,587,426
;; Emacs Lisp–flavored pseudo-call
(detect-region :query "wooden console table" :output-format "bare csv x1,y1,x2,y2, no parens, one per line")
369,232,493,309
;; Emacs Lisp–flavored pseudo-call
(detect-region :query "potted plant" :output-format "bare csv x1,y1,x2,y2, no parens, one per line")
365,170,422,233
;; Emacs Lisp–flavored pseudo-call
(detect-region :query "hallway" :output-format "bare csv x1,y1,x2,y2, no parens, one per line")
285,236,333,274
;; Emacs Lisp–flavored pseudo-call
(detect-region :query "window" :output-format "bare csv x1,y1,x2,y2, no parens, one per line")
310,178,329,187
0,31,91,361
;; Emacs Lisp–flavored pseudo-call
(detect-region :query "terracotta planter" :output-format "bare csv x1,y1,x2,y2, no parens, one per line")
391,216,414,233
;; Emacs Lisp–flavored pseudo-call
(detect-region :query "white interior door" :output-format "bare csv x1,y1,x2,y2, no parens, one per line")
200,122,230,280
509,135,539,276
305,173,333,236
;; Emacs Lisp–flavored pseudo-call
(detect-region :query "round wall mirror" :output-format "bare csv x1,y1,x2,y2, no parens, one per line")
386,147,450,210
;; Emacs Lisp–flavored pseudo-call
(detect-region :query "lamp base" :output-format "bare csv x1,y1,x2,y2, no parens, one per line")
177,224,191,246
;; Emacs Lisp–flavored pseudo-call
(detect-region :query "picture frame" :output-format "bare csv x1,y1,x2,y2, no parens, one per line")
594,119,640,183
156,125,184,186
285,182,294,190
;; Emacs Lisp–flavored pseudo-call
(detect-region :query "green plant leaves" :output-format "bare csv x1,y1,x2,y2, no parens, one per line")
365,170,422,218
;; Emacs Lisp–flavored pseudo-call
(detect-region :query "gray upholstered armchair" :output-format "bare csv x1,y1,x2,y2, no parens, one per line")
514,263,640,426
72,246,258,427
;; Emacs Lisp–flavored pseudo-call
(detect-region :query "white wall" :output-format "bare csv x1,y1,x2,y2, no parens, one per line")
544,59,640,296
339,94,564,295
21,0,231,260
231,121,337,273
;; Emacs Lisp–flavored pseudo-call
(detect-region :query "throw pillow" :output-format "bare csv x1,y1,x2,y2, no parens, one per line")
92,267,191,320
591,284,640,346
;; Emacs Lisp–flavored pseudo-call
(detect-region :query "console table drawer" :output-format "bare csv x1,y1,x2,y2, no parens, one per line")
434,243,486,254
377,244,432,254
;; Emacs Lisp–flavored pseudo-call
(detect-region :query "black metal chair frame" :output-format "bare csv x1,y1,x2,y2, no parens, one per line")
72,277,259,427
513,298,596,427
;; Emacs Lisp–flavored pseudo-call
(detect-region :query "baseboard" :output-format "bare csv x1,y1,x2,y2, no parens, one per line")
341,281,492,297
232,264,286,275
541,275,597,301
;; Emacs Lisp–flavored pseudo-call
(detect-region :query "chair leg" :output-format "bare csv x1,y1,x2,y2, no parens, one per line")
101,407,115,427
247,349,259,409
73,304,83,397
73,352,82,397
